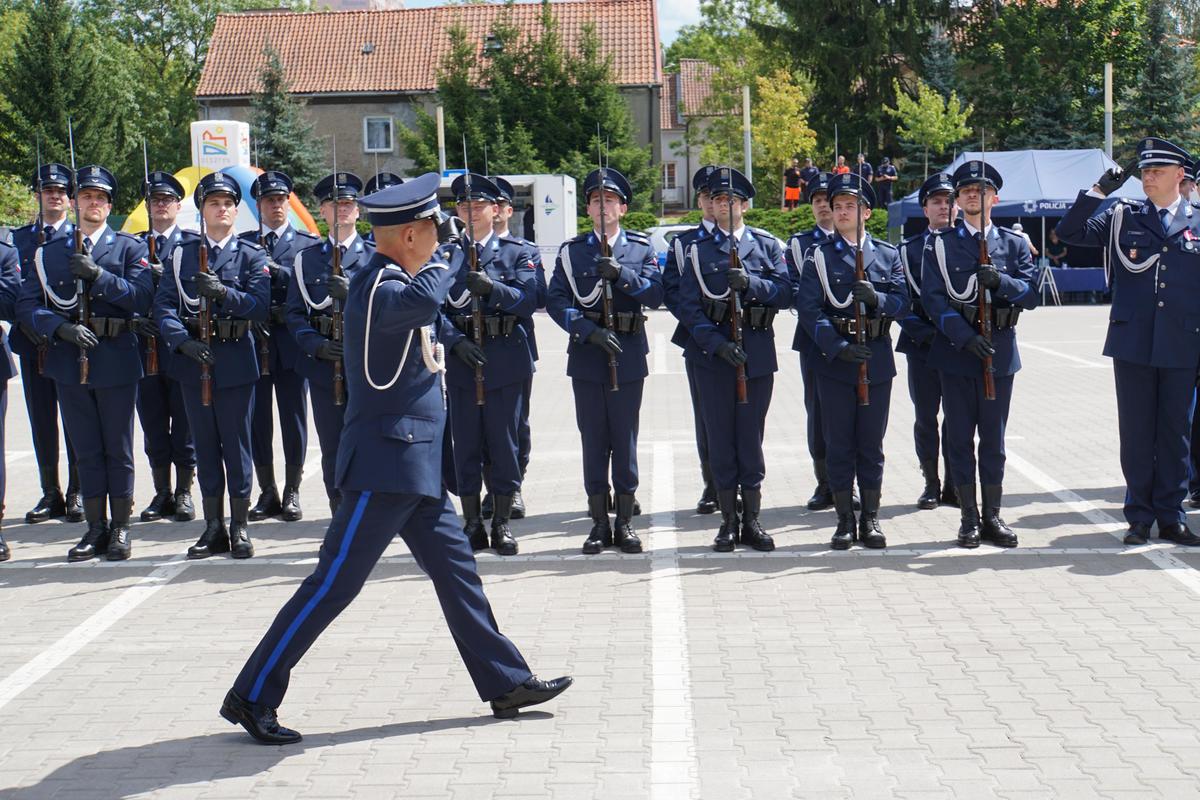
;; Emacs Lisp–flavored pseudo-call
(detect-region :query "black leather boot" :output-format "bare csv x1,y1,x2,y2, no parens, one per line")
582,493,611,554
230,498,254,559
107,496,134,561
280,464,303,522
830,491,857,550
25,466,66,523
858,488,886,549
510,489,526,519
65,465,84,522
981,485,1018,547
957,484,981,548
174,466,196,521
713,489,739,552
614,493,642,553
481,492,494,520
806,460,834,511
939,480,959,508
738,488,774,551
188,496,229,559
490,494,519,556
140,465,176,521
68,497,109,562
917,461,940,510
462,494,488,551
248,464,281,521
696,462,718,515
0,523,10,562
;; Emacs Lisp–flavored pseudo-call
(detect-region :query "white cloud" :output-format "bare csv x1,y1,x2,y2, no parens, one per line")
659,0,702,45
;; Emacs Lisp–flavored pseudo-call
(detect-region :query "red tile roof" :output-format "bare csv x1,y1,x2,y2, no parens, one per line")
661,71,680,130
677,58,722,116
197,0,661,98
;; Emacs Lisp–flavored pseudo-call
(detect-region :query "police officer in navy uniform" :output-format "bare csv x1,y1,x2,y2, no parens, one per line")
897,172,958,510
923,160,1039,548
18,165,153,561
664,165,718,514
0,239,22,561
133,170,199,523
221,173,570,744
10,163,83,525
156,171,269,559
286,172,375,516
437,173,537,555
1057,137,1200,546
361,172,403,245
796,173,908,550
242,170,319,522
547,167,662,554
678,167,793,552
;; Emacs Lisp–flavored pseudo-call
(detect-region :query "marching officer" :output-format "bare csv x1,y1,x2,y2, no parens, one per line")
362,172,403,245
286,172,375,515
17,165,152,561
547,167,662,554
1057,137,1199,545
923,160,1039,548
796,173,908,550
437,173,537,556
156,171,269,559
10,163,83,524
897,172,958,510
678,167,792,551
221,173,570,744
664,165,718,514
0,239,21,561
242,170,319,522
133,170,198,522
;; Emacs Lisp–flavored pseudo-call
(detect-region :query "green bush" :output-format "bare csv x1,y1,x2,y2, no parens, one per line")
577,210,660,236
676,206,889,242
0,173,37,228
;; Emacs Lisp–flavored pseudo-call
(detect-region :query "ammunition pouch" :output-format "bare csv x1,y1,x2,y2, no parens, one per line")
308,314,336,337
453,313,519,339
831,316,893,341
185,316,249,343
951,300,1021,331
583,310,646,335
703,299,776,332
84,316,130,338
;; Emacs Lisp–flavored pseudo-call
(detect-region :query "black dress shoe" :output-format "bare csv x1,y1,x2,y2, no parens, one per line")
1123,522,1152,545
696,486,718,515
25,490,66,524
249,487,282,521
1160,523,1200,546
0,531,10,562
220,689,302,744
490,676,573,719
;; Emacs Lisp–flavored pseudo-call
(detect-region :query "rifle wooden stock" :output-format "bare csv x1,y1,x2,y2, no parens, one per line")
467,240,486,406
144,232,159,376
332,243,346,406
978,226,997,401
597,236,620,393
728,235,748,405
198,243,213,407
854,204,869,407
75,230,89,385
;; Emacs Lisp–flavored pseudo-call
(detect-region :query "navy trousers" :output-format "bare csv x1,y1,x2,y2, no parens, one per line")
696,371,772,492
1114,359,1194,527
251,366,309,469
1189,387,1200,494
816,376,892,492
684,358,709,466
451,382,523,496
136,372,196,470
181,382,254,500
0,382,8,508
57,382,137,500
571,377,643,497
940,371,1015,489
798,351,826,462
518,376,533,476
905,353,951,473
18,354,77,483
233,489,532,708
309,385,346,502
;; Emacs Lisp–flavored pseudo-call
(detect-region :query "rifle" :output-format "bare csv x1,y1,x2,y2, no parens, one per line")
596,131,619,392
34,136,47,375
463,137,485,406
724,169,748,405
979,134,996,401
142,140,159,376
67,119,88,385
194,143,213,407
853,177,870,407
253,141,271,378
330,138,345,406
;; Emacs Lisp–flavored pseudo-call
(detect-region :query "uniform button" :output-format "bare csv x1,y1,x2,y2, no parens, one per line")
1162,265,1168,271
407,433,413,440
1163,246,1170,252
1158,301,1165,307
1161,283,1167,288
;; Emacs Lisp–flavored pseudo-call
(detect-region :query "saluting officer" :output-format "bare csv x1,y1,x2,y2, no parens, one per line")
286,172,375,516
156,171,269,559
678,167,792,552
221,174,570,745
133,170,198,523
0,239,22,561
664,165,718,514
18,165,152,562
437,173,537,556
242,170,319,523
923,160,1039,548
547,167,662,554
796,173,908,550
361,172,403,245
1057,137,1200,546
897,172,958,510
10,163,83,525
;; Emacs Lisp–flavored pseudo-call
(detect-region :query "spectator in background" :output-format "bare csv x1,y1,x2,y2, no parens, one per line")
798,157,819,195
783,157,803,210
1045,229,1068,267
875,157,897,206
834,155,850,175
1011,223,1039,257
854,153,873,184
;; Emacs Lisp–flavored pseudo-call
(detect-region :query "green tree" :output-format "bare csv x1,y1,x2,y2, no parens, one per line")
249,44,324,202
885,78,972,187
751,69,818,207
1120,0,1198,151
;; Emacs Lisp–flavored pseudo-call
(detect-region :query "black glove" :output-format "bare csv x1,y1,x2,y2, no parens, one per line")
726,268,749,291
851,280,879,308
195,272,227,302
252,321,272,340
19,321,47,346
69,253,102,282
465,270,494,297
1096,160,1137,196
265,259,281,278
916,326,936,347
315,339,344,362
55,322,98,349
837,344,872,363
965,334,995,361
436,212,466,245
587,328,622,356
597,256,622,282
178,338,214,365
976,266,1001,291
326,273,349,301
452,339,488,368
147,259,164,282
130,317,158,338
269,304,288,326
715,341,748,366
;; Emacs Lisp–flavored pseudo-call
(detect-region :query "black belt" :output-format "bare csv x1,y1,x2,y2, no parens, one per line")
83,316,130,337
831,316,893,341
703,299,777,331
185,317,250,343
453,313,519,339
583,310,646,335
951,301,1021,331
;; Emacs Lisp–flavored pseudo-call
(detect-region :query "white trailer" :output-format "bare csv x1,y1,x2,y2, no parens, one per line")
438,173,577,261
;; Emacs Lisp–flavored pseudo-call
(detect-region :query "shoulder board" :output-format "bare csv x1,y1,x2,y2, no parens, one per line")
994,225,1023,237
237,230,257,241
296,230,321,241
498,233,525,245
901,232,924,246
114,230,140,242
569,233,589,245
13,222,35,233
624,230,650,243
1118,198,1144,208
748,226,774,239
178,229,201,239
872,239,898,255
239,239,263,251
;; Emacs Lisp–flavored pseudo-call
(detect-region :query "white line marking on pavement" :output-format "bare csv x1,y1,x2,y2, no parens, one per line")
1019,342,1108,368
1007,450,1200,596
651,332,685,376
648,441,696,799
0,558,191,712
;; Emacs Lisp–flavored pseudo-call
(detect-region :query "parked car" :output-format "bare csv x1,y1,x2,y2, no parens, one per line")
646,224,696,268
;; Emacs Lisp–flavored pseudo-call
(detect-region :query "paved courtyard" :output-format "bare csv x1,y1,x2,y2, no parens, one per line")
3,304,1200,799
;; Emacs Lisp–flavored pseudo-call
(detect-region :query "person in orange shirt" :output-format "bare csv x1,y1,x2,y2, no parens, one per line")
833,155,850,175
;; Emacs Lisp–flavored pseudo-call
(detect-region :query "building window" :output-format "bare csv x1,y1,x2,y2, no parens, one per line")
662,162,677,190
364,116,393,153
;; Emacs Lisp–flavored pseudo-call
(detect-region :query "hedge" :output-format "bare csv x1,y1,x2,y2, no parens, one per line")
678,206,890,241
576,210,659,236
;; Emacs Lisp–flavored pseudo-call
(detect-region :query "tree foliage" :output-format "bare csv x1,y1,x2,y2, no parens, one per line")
250,45,324,202
1120,0,1199,152
885,78,972,183
751,69,818,207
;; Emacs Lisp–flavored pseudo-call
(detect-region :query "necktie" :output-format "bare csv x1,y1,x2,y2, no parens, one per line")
155,235,166,254
210,244,221,260
1160,208,1170,234
475,242,484,260
265,232,278,250
43,225,54,240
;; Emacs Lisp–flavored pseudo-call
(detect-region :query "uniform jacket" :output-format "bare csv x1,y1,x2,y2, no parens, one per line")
0,242,20,381
784,226,832,355
138,226,200,371
665,221,713,348
896,229,939,357
239,225,321,372
9,219,75,360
